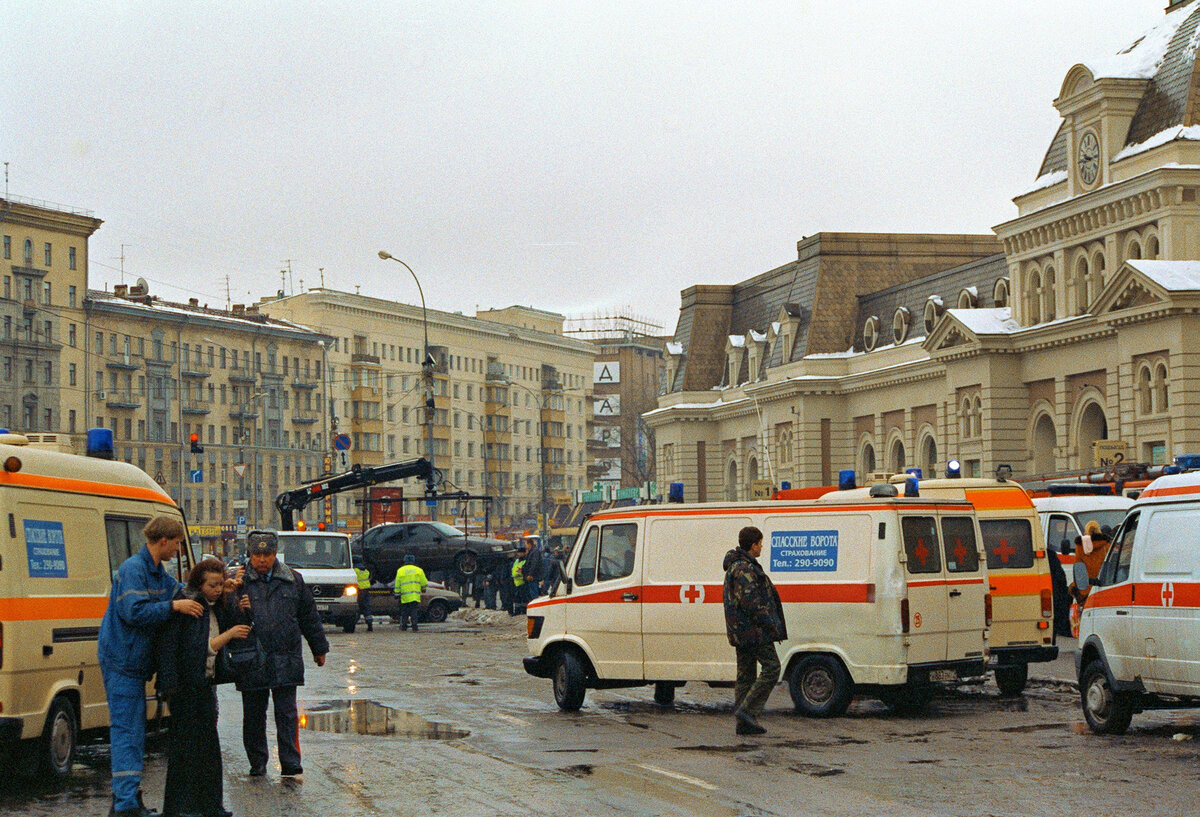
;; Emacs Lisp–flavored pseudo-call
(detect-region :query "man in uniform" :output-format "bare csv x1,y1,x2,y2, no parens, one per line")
99,515,202,817
722,525,786,736
353,555,373,632
393,554,428,631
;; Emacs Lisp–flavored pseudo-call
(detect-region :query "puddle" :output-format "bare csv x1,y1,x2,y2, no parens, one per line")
298,699,469,739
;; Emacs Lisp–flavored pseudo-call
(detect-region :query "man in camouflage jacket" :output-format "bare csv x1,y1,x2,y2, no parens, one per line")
723,525,787,735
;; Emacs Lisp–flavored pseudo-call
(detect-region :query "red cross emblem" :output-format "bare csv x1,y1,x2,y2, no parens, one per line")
680,584,705,604
1162,583,1175,608
913,538,930,566
993,538,1016,564
953,538,968,564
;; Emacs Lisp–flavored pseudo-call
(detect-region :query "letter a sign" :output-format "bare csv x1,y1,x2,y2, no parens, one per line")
594,362,620,384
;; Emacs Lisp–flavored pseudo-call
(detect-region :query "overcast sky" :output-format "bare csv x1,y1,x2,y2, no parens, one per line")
2,1,1169,335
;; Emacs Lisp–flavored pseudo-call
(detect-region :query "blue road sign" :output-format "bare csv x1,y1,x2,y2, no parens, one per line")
189,469,203,483
333,434,352,451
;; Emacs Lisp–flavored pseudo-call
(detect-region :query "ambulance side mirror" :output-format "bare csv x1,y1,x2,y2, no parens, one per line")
556,559,572,594
1060,538,1073,555
1072,561,1091,590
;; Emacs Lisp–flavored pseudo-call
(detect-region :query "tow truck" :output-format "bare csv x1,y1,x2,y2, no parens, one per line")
274,457,440,531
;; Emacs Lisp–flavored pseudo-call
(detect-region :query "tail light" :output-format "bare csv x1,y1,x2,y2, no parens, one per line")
900,598,910,634
1040,588,1053,618
527,616,544,639
984,592,993,627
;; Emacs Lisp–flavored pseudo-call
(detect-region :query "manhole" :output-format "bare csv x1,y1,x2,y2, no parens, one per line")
298,699,469,739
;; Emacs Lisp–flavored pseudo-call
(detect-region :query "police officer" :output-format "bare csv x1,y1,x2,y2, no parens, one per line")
353,556,373,632
99,515,201,817
510,551,527,615
393,555,428,631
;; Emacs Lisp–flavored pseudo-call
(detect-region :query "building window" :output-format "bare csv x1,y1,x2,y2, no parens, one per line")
23,239,32,265
2,236,8,259
68,363,76,386
68,324,76,347
68,410,76,433
68,247,76,270
44,243,52,267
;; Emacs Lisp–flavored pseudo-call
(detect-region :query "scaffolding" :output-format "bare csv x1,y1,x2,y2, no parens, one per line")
563,309,664,341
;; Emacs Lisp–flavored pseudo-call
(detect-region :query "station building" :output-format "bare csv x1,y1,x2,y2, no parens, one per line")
647,2,1200,498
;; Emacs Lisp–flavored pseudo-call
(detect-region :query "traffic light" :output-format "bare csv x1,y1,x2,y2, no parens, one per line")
189,433,204,454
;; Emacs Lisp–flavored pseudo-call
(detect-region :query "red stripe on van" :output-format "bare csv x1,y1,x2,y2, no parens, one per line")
526,582,878,609
1086,582,1200,610
0,596,109,621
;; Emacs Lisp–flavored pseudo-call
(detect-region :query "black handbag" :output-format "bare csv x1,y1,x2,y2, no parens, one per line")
218,633,267,686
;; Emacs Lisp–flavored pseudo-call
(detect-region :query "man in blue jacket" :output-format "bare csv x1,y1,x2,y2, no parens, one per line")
98,515,202,817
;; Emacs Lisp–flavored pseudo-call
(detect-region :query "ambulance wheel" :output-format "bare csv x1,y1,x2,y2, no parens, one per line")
454,549,479,577
39,695,77,782
653,682,677,706
994,663,1028,696
1080,660,1134,735
553,651,588,711
788,655,852,717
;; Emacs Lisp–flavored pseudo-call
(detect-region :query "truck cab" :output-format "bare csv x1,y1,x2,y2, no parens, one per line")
274,530,359,632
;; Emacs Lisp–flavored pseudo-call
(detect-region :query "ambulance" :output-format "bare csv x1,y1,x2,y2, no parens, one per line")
1032,493,1133,573
879,476,1058,695
1076,471,1200,734
523,487,991,715
0,430,190,779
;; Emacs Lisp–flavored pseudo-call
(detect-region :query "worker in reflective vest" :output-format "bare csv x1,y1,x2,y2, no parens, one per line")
393,555,428,632
353,556,373,632
511,557,527,615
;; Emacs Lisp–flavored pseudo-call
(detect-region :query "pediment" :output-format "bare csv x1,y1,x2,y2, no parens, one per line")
1090,261,1176,316
924,313,977,353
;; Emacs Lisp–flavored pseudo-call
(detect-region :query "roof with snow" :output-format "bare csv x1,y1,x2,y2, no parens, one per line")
944,307,1021,336
1126,259,1200,290
1039,2,1200,178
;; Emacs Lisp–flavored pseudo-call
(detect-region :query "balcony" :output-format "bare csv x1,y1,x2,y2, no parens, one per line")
181,401,211,415
291,412,319,424
486,361,507,382
180,366,211,379
229,406,259,420
292,378,319,390
351,353,380,365
105,358,140,371
105,392,141,410
228,366,256,383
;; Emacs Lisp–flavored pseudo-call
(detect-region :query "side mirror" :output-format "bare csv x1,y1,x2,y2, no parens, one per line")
558,559,573,595
1060,539,1073,555
1072,561,1091,591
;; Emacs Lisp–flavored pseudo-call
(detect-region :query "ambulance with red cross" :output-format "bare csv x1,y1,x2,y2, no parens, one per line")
1075,471,1200,734
524,487,991,715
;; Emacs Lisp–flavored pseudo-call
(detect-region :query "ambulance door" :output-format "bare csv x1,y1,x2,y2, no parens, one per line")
1089,511,1138,682
1046,513,1081,571
1128,507,1197,692
940,514,987,663
901,515,948,664
641,515,746,682
565,521,643,680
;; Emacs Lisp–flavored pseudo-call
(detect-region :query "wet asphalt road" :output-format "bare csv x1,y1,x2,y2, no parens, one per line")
3,611,1198,817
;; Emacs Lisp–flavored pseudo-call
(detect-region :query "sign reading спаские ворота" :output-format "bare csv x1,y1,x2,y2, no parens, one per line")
770,530,839,572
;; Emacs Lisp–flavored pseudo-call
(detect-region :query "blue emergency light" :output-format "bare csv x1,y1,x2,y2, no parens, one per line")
838,469,856,491
946,459,962,479
904,477,919,497
780,481,791,491
905,468,922,479
86,427,115,460
668,482,684,503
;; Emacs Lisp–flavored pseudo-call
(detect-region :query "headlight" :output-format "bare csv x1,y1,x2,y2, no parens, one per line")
344,585,358,597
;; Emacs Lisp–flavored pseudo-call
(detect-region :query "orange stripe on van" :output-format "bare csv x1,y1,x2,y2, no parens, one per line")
600,503,964,522
964,488,1033,510
1086,582,1200,610
0,471,175,505
1138,484,1200,500
907,577,986,588
0,596,108,621
987,573,1052,596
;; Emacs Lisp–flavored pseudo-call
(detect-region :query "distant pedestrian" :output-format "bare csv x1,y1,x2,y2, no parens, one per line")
157,558,251,817
353,555,373,632
498,557,515,615
238,531,329,780
511,553,528,614
1047,547,1071,638
722,526,787,736
393,555,428,631
521,536,543,605
98,515,200,817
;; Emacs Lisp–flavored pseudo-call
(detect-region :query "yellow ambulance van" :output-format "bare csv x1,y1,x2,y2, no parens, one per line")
524,489,991,716
0,431,189,779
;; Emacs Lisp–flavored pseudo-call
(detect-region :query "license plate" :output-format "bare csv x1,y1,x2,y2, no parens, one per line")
929,669,957,682
315,602,330,611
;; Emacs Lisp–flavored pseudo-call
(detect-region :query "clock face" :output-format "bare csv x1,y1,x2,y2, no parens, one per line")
1078,132,1100,185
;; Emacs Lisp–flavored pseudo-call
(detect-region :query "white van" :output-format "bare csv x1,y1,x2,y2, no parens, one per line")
524,492,991,715
274,530,359,632
1076,472,1200,734
0,432,191,779
1033,494,1133,573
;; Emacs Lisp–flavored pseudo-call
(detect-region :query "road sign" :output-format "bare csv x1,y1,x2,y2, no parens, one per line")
336,450,350,470
233,463,248,479
232,499,248,511
153,470,165,485
189,469,202,483
236,514,247,537
333,434,352,451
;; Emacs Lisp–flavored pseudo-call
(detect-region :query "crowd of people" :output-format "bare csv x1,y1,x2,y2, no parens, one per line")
455,535,566,615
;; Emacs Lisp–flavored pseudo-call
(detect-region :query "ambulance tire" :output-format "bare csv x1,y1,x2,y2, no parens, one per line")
1080,659,1134,735
39,695,77,782
788,655,852,717
553,650,588,711
994,663,1028,696
653,682,677,706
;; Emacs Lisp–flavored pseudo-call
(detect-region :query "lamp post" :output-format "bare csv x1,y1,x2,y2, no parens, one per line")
378,250,438,518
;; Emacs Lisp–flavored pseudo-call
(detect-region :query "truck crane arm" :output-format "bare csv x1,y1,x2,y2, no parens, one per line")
274,457,438,531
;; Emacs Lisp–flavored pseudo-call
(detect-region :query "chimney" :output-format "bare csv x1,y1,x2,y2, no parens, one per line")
232,304,245,316
114,284,128,297
188,297,199,307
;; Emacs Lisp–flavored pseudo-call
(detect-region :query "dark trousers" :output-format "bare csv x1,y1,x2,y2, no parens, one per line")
358,590,373,628
163,683,223,817
399,601,419,630
242,685,302,774
734,643,781,718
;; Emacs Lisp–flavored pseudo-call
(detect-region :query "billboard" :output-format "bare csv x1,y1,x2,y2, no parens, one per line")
594,394,621,416
594,361,620,385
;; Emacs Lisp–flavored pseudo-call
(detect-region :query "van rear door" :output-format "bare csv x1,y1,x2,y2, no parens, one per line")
940,514,987,662
901,515,949,664
565,520,643,680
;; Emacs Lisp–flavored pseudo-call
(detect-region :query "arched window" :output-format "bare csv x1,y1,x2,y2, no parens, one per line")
1138,365,1153,414
1032,414,1056,474
1155,361,1169,412
1027,270,1042,324
1043,267,1057,322
919,434,937,477
923,297,943,334
1126,239,1142,262
1146,234,1160,259
992,278,1009,308
1092,250,1107,291
23,239,33,265
860,440,876,476
1076,402,1109,468
726,461,738,501
972,396,983,438
863,316,880,351
890,439,906,473
893,307,910,345
1073,255,1090,315
957,288,977,309
961,398,973,439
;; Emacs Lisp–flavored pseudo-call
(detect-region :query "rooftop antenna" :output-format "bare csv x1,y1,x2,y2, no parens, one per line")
318,267,325,288
223,274,232,311
281,259,294,294
117,244,129,285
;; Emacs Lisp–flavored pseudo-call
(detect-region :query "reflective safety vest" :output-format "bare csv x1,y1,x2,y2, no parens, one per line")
393,564,428,603
354,567,371,590
512,558,526,587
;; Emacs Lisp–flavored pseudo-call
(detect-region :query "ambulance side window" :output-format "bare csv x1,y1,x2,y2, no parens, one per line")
1099,512,1138,586
105,516,151,580
597,523,637,583
941,517,980,573
979,519,1034,570
901,516,941,574
1046,514,1077,555
574,526,600,587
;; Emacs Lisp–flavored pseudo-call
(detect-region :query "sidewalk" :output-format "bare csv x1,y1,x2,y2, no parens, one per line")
1029,636,1079,685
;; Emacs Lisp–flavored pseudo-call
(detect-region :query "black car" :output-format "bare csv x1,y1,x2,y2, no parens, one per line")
352,521,515,584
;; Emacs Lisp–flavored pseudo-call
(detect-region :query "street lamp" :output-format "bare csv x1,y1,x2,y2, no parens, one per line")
378,250,438,516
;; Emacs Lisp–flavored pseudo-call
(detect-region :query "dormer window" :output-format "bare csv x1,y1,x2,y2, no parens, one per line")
862,316,880,352
957,287,978,309
892,307,910,345
923,296,944,335
993,277,1010,308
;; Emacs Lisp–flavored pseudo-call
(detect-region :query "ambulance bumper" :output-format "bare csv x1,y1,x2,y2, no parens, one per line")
0,717,22,744
523,654,553,679
989,644,1059,666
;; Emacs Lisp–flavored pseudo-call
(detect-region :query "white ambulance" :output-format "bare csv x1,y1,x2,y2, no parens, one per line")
1076,471,1200,734
524,489,991,715
1033,493,1133,573
0,431,190,779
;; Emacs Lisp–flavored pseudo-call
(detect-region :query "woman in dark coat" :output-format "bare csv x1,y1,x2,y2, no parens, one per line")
157,559,251,817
